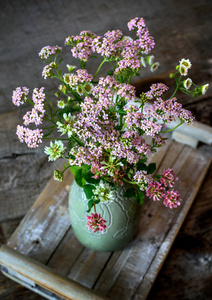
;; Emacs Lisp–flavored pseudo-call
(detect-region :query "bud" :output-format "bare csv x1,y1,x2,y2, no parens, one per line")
66,64,77,72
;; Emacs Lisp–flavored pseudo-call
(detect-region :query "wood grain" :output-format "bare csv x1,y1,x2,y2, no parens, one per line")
0,143,210,300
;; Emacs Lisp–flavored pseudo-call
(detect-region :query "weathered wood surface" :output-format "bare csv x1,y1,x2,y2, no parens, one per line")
0,246,109,300
0,0,212,299
0,141,211,300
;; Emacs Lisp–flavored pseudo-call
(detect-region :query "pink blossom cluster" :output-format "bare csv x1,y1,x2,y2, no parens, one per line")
16,125,43,148
13,87,45,148
64,18,154,76
23,87,45,126
127,17,155,54
38,45,62,60
146,83,169,99
133,171,153,191
65,31,97,62
146,168,181,209
92,76,136,103
42,62,56,79
86,213,107,232
68,81,155,182
163,190,181,209
12,87,29,106
124,105,163,137
69,69,93,87
92,30,123,58
92,76,117,101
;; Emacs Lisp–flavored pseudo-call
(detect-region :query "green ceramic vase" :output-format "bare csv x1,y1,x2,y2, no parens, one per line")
69,180,142,252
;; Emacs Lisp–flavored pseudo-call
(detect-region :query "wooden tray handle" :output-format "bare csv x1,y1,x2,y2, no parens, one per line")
0,245,109,300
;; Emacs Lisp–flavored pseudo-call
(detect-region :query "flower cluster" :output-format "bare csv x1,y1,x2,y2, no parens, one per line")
86,213,107,233
12,18,209,233
12,87,29,106
14,87,45,148
146,169,181,208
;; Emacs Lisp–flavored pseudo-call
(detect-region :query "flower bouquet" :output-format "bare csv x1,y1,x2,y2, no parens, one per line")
12,18,209,245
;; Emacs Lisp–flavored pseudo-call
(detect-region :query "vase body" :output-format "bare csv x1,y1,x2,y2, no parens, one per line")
69,180,142,252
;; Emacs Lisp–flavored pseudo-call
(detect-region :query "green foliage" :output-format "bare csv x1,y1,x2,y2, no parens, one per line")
123,187,136,198
137,161,148,171
147,163,156,174
83,184,95,199
87,199,100,213
84,171,100,184
75,168,86,187
135,189,145,205
107,70,114,76
87,199,95,213
69,165,81,176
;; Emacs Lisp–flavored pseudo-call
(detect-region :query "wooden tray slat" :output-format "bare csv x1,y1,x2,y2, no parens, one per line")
0,142,211,300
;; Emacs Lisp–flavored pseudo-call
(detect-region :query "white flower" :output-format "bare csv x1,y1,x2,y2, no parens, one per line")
140,57,146,67
201,83,209,95
44,140,66,161
179,64,188,76
76,85,84,96
93,181,116,203
147,55,154,65
84,83,94,94
66,64,77,72
179,58,192,69
63,73,71,84
123,35,133,41
150,62,160,72
57,113,76,137
183,78,192,90
57,100,66,108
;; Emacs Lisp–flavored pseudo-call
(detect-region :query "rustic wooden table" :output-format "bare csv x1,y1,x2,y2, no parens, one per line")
0,0,212,299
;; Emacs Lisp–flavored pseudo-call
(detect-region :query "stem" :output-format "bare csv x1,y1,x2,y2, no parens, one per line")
170,85,179,98
161,121,184,133
43,137,69,140
61,163,71,175
72,134,84,147
94,58,107,78
108,59,116,69
93,201,96,213
123,177,137,185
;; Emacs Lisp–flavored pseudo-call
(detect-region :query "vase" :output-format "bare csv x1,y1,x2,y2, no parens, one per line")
68,180,143,252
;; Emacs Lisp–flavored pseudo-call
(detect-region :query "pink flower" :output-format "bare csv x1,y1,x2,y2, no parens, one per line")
146,181,165,201
12,87,29,106
163,190,182,209
38,45,62,59
86,213,107,233
16,125,43,148
160,168,178,187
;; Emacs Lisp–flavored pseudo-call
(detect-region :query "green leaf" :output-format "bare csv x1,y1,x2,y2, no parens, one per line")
84,171,100,184
81,164,91,173
107,70,114,76
75,169,86,187
87,199,95,213
58,58,64,65
86,199,100,213
135,189,144,205
69,165,81,176
147,163,156,174
123,188,136,198
137,161,148,171
83,184,95,200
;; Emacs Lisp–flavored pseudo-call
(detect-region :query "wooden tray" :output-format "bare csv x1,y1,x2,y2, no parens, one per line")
0,130,211,299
